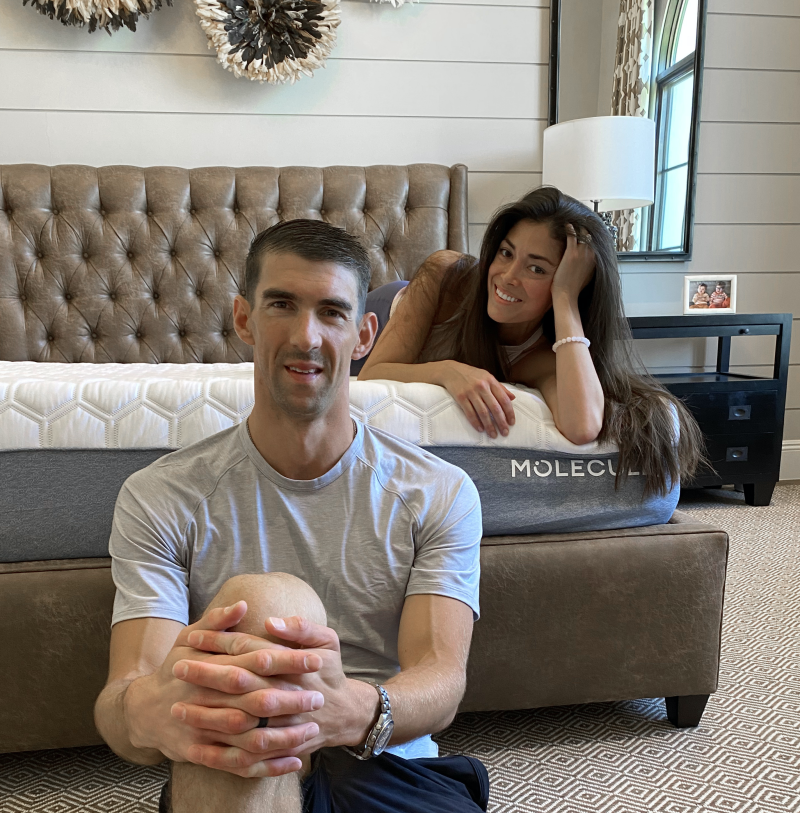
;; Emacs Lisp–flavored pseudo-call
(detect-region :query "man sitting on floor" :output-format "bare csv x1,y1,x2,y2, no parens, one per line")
93,219,489,813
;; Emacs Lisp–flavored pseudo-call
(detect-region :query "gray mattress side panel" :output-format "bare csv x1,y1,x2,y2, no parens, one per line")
1,445,680,564
1,450,169,563
429,447,680,536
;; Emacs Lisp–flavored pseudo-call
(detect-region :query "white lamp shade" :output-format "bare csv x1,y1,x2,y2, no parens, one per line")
542,116,656,211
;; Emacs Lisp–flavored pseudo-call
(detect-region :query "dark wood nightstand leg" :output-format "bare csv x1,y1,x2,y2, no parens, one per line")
665,695,709,728
743,481,776,506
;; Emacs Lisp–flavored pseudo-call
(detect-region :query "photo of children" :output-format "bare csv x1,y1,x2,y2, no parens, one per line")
684,276,737,314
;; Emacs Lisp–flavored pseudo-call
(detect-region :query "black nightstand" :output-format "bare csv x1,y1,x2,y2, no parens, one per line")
628,314,792,506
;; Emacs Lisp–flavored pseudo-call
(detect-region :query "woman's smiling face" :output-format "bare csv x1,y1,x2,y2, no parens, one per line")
486,219,564,337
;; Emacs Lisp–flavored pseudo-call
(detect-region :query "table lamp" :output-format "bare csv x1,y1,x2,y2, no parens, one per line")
541,115,656,242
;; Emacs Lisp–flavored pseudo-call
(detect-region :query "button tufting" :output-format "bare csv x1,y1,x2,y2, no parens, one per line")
91,332,98,339
147,211,153,217
170,250,176,257
83,252,89,259
20,294,26,301
53,209,59,216
234,208,240,214
214,250,220,257
196,289,202,297
136,331,142,338
6,208,12,216
179,329,186,337
47,335,54,342
37,252,43,259
239,289,246,297
110,293,116,301
127,252,134,259
65,293,72,301
153,292,160,300
222,329,229,337
190,208,196,215
100,209,106,216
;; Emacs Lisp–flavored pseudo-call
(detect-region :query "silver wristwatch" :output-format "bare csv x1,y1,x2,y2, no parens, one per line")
344,683,394,760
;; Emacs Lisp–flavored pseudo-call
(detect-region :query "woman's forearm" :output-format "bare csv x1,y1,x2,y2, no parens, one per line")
358,360,456,388
551,291,605,444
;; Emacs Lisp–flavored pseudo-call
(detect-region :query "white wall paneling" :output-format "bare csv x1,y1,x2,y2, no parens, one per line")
0,51,548,120
698,123,800,174
701,69,800,123
467,173,543,224
689,225,800,273
784,409,800,442
0,110,545,171
708,0,800,15
705,12,800,70
621,273,800,318
694,175,800,225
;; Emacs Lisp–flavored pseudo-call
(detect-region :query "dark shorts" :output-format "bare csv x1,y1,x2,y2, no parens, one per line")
350,280,410,376
159,749,489,813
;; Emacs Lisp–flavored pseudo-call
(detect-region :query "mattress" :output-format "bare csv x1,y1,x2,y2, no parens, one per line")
0,362,678,562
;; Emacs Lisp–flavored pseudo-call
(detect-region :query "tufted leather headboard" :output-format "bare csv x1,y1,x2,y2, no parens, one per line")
0,164,468,363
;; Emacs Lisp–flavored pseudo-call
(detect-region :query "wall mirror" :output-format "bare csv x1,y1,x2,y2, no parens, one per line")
549,0,708,260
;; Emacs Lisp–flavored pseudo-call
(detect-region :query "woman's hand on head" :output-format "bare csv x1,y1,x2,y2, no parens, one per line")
441,362,516,438
551,224,597,302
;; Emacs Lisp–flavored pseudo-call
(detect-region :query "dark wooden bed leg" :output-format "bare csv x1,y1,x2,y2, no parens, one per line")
665,695,709,728
743,481,775,506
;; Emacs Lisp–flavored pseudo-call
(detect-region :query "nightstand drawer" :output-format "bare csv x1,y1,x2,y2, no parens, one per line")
679,391,778,434
701,433,778,477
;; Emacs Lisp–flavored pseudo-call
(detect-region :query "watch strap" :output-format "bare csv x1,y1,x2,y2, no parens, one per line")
344,683,392,760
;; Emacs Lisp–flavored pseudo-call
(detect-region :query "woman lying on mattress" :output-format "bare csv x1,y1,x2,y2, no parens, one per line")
354,186,702,498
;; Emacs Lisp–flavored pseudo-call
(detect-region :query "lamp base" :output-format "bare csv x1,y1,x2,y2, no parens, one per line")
600,211,619,245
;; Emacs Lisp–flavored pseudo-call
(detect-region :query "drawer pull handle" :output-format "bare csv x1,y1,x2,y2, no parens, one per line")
726,447,748,462
729,406,751,420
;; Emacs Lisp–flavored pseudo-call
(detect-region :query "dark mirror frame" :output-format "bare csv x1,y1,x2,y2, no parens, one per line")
548,0,708,262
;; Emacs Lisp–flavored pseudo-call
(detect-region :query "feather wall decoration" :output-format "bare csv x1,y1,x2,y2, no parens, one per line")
195,0,341,84
22,0,171,33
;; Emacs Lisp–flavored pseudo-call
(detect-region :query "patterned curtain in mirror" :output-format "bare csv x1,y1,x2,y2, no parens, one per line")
610,0,654,251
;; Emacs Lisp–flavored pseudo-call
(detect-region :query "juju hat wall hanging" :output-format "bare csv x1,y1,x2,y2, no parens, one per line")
195,0,341,84
22,0,171,33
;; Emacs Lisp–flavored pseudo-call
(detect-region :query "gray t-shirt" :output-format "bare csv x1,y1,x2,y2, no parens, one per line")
109,420,482,759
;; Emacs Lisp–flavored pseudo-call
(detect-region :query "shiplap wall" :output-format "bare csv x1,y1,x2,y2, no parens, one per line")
0,0,797,475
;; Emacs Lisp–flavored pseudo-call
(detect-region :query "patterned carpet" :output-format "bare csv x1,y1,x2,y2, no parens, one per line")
1,485,798,812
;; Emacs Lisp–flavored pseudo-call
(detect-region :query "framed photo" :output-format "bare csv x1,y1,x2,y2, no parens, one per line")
684,275,737,315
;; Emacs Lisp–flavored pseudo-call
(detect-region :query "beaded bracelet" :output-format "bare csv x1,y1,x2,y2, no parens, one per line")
552,336,591,352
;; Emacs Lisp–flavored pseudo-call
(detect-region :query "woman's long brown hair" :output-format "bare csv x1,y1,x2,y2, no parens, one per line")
434,186,704,497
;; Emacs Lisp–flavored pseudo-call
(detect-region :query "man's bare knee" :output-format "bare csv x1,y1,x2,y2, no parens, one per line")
205,573,327,638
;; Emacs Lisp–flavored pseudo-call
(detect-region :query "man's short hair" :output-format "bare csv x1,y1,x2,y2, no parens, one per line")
244,219,372,315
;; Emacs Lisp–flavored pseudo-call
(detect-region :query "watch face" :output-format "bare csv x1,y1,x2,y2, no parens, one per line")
373,720,394,755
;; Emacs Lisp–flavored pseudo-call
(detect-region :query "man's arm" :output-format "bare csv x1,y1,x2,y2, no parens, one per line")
94,617,184,765
384,593,474,741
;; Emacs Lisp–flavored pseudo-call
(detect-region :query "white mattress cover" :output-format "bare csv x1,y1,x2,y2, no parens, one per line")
0,362,615,455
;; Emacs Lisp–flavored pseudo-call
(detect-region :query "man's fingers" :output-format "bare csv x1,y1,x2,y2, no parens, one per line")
171,702,256,734
264,616,340,651
186,744,303,777
186,628,289,657
174,602,249,647
216,721,320,756
172,660,263,694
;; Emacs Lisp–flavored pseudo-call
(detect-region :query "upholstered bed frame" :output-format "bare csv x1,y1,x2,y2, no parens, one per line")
0,163,728,754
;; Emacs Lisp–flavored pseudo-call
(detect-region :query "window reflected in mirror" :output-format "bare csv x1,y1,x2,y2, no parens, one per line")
552,0,706,259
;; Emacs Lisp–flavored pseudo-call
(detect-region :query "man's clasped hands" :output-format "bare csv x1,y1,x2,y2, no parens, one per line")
123,602,358,779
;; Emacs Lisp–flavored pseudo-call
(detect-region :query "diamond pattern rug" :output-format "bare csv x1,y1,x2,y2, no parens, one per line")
1,485,798,812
